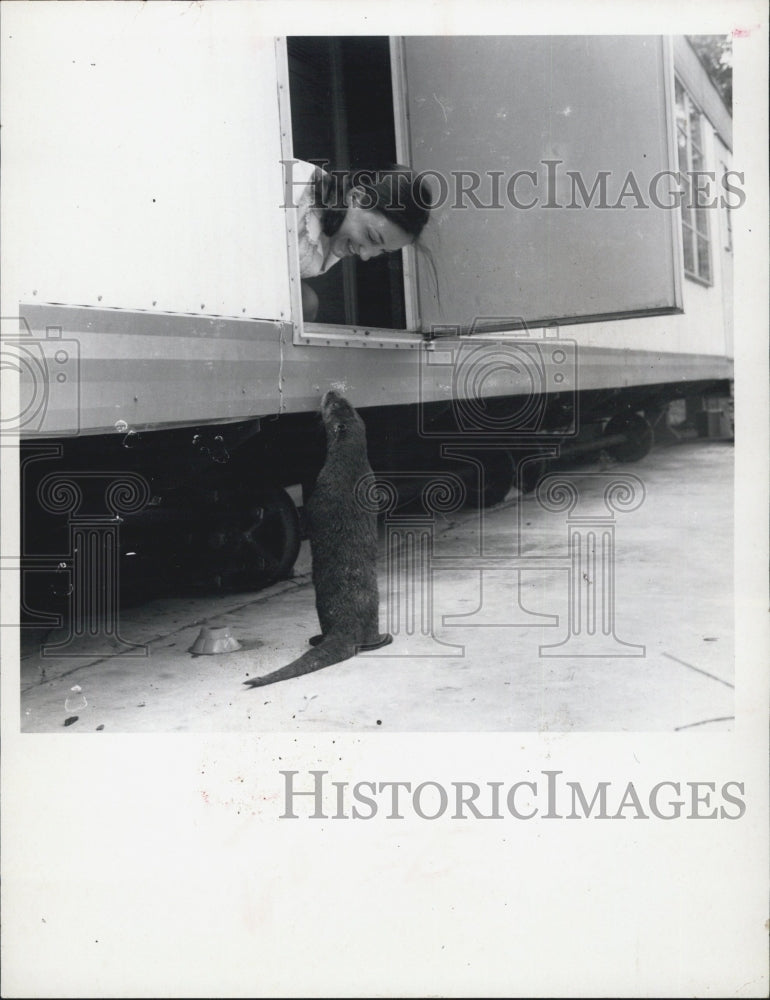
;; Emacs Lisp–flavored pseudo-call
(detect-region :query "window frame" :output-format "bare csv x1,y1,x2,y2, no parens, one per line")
675,77,714,287
279,37,691,347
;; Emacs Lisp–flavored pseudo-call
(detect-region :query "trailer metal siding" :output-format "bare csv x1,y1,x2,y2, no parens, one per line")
4,4,292,322
3,13,733,441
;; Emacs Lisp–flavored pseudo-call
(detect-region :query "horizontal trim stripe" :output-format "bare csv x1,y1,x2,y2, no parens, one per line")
20,303,289,342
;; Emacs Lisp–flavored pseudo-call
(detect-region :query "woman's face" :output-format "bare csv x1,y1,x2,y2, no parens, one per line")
329,186,412,262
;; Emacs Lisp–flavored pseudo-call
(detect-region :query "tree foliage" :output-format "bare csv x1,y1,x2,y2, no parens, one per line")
687,35,733,109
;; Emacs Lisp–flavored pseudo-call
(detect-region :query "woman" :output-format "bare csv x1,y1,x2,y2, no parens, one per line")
292,160,434,321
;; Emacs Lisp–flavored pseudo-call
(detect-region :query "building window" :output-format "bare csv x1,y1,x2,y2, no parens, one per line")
675,79,712,284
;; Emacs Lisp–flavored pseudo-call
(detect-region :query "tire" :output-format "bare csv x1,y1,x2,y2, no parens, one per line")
463,451,516,508
512,453,550,495
603,412,654,462
204,486,301,591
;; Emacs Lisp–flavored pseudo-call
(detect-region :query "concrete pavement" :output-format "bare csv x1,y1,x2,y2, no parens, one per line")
19,440,734,733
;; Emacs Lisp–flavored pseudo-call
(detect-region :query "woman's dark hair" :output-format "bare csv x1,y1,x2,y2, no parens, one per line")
313,163,433,242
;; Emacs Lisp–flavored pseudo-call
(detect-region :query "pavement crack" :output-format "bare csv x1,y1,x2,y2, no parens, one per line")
20,574,315,691
675,716,735,731
662,652,734,689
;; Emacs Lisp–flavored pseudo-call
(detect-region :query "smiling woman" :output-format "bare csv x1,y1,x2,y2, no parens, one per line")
295,160,433,320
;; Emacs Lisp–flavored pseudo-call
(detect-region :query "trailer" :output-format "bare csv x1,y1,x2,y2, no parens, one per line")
2,7,733,610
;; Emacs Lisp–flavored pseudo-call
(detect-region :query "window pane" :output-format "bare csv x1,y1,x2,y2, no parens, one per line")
694,206,710,238
688,110,703,149
682,225,696,274
697,235,711,282
691,144,705,172
676,103,689,136
679,174,693,223
691,172,717,210
677,133,689,173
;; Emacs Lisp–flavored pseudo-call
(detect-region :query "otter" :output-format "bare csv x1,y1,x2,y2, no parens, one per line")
244,390,391,688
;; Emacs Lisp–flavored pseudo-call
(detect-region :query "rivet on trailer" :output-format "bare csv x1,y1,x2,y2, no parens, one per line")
3,8,733,617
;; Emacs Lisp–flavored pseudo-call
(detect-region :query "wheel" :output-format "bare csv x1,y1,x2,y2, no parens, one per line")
204,487,301,591
512,453,550,495
463,451,516,508
603,412,654,462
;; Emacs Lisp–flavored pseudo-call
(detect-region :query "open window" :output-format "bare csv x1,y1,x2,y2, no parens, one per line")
287,37,408,331
287,35,685,342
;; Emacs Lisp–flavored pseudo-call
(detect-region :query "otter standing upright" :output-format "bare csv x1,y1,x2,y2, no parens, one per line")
245,390,391,688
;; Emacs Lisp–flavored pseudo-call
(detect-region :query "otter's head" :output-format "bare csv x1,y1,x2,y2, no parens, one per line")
320,390,366,447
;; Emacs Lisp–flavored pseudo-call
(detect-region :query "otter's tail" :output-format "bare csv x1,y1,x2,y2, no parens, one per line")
243,634,357,688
